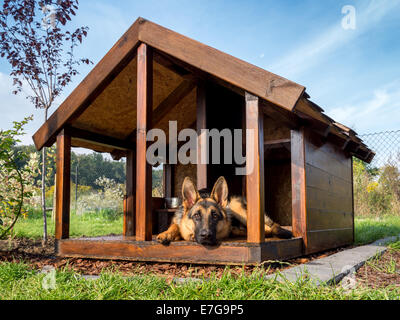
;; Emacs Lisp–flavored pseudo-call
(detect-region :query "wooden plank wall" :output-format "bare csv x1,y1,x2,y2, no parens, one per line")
304,129,354,253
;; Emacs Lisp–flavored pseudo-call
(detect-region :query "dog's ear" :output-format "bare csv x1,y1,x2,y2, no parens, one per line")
182,177,200,210
211,176,229,208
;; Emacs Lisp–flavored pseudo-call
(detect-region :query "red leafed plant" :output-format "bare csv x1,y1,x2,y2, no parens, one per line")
0,0,92,242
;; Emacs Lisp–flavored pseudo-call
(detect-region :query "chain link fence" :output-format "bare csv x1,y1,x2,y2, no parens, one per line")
355,130,400,216
359,130,400,168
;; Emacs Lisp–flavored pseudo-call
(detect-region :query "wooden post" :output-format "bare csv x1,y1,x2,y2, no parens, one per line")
136,43,153,241
291,128,307,249
351,156,355,244
245,92,265,243
241,101,247,198
124,150,136,237
123,195,127,236
55,129,71,240
163,164,172,198
196,82,207,190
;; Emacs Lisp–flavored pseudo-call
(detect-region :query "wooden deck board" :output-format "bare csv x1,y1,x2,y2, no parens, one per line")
57,232,302,265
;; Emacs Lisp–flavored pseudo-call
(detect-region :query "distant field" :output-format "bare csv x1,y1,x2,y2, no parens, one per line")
13,208,123,239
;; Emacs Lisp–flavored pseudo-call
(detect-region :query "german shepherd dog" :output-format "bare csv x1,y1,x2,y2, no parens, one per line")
156,176,292,245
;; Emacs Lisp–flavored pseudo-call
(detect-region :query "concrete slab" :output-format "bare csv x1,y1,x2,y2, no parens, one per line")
265,234,400,286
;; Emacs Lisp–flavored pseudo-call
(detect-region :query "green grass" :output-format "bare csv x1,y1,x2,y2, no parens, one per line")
354,215,400,245
0,261,399,300
13,208,123,239
2,211,400,300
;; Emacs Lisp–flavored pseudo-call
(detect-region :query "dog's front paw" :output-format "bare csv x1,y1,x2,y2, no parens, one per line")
156,232,172,245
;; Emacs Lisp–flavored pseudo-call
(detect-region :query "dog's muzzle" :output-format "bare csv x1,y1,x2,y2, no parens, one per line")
197,230,216,245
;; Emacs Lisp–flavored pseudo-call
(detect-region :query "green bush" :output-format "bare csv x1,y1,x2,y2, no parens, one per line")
354,157,400,216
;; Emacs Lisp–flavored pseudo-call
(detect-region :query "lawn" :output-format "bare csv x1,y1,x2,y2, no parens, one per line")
354,215,400,245
13,208,123,239
0,260,400,300
1,211,399,300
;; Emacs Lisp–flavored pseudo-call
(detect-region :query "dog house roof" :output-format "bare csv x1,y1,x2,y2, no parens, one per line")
32,17,374,163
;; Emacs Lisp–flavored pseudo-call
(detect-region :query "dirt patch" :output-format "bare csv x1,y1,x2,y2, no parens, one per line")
356,249,400,289
0,237,350,280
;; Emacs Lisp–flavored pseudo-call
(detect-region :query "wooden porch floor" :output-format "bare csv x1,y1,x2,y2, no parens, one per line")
56,230,304,265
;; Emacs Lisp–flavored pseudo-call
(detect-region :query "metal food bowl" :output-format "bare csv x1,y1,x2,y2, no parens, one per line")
165,197,180,209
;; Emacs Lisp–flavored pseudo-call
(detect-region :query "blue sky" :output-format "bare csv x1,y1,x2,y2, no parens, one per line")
1,0,400,145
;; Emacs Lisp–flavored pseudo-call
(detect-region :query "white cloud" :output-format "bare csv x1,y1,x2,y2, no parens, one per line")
328,79,400,133
269,0,400,79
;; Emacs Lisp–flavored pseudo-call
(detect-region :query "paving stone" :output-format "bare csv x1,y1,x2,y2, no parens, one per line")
265,234,400,286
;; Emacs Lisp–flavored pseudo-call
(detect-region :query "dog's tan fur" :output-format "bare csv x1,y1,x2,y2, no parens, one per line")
156,176,292,245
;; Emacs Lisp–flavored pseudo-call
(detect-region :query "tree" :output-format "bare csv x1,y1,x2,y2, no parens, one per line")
0,117,36,239
0,0,91,242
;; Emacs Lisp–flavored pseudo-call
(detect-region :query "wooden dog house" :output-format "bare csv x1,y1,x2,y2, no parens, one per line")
33,18,374,265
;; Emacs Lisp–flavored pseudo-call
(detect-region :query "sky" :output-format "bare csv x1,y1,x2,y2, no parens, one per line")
0,0,400,146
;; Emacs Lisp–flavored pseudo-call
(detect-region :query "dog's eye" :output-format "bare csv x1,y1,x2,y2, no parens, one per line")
192,212,201,220
211,211,219,220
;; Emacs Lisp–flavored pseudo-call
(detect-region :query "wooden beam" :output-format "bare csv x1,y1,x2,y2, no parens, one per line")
67,127,135,150
260,100,300,130
123,78,196,144
33,18,142,151
245,92,265,243
153,79,196,126
241,101,247,198
135,43,153,241
196,82,208,190
153,50,191,77
264,139,291,152
57,236,303,265
342,138,351,151
366,151,375,164
351,157,355,243
55,129,71,240
155,49,248,99
139,19,305,110
125,150,136,237
323,124,332,139
111,150,127,160
291,128,307,251
111,78,195,160
123,195,127,235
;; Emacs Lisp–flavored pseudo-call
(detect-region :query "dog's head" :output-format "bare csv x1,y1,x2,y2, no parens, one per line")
181,176,231,245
